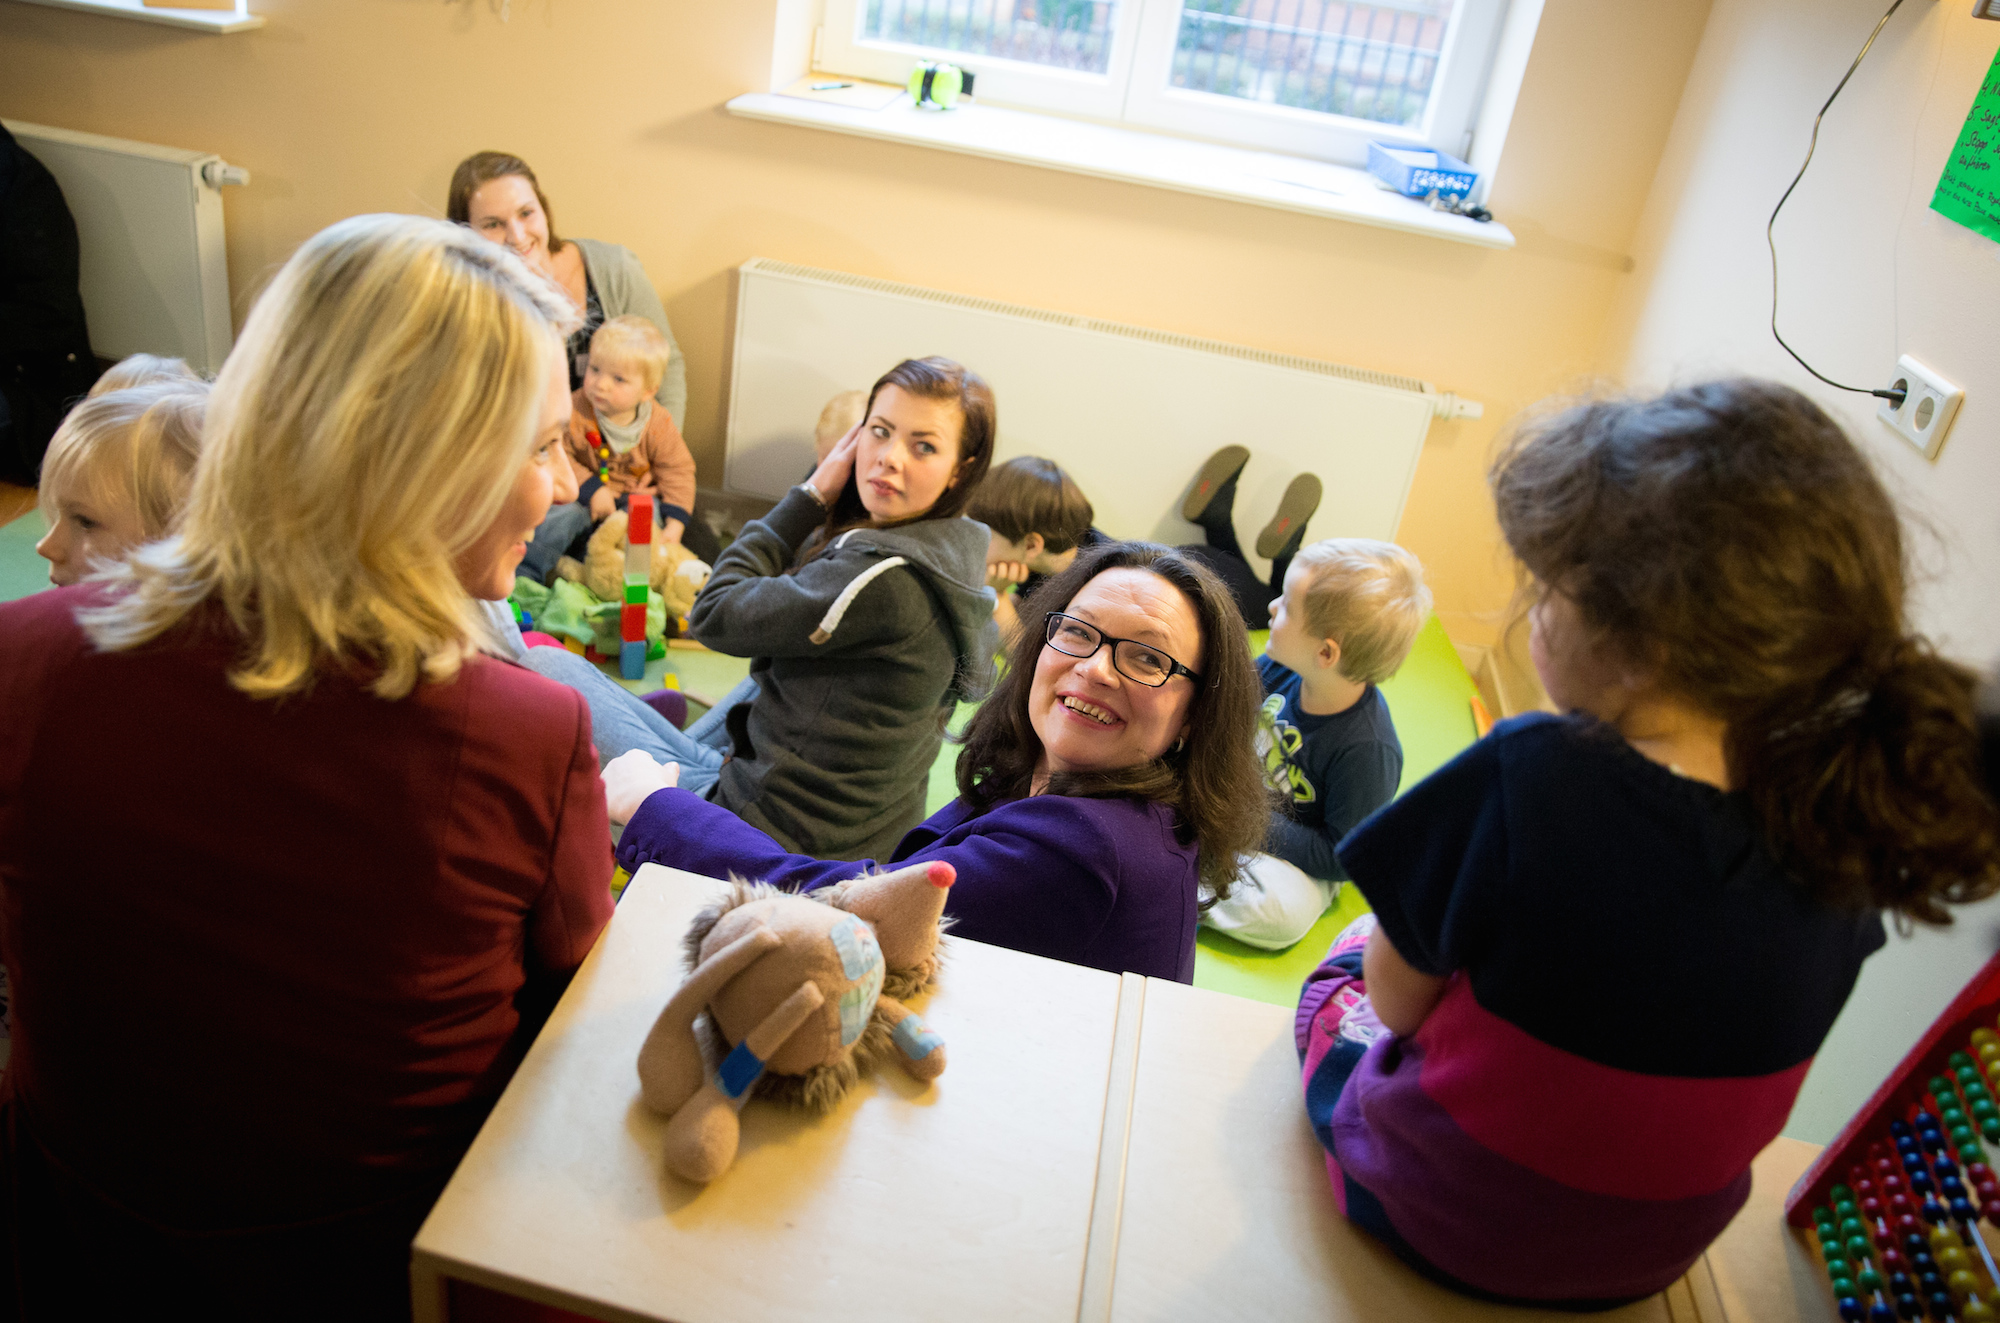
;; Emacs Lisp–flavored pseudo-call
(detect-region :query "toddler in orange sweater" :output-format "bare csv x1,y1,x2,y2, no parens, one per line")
523,316,696,582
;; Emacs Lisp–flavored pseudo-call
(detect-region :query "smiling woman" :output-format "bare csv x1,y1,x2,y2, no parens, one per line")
447,150,688,426
607,540,1270,982
0,214,615,1317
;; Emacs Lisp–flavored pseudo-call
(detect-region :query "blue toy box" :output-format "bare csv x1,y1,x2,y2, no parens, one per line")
1367,142,1478,201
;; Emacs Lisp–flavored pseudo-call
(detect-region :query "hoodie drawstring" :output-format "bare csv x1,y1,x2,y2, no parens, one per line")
810,557,910,645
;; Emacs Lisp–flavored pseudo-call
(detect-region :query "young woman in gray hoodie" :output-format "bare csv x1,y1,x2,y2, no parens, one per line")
610,358,999,861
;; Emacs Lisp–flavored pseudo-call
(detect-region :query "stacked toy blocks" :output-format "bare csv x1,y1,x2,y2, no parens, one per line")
620,491,652,679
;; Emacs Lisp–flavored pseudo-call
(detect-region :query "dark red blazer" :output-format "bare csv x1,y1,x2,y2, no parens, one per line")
0,585,613,1316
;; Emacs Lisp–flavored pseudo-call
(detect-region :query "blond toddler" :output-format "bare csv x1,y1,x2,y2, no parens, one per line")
36,378,209,587
1202,538,1430,949
523,316,695,582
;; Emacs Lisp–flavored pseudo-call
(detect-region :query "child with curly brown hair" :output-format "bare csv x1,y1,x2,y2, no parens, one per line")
1297,379,2000,1307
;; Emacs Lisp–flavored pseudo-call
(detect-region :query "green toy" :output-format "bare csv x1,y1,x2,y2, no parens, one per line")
908,61,974,109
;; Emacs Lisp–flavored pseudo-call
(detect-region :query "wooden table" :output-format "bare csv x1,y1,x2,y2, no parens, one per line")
413,865,1838,1323
1100,976,1834,1323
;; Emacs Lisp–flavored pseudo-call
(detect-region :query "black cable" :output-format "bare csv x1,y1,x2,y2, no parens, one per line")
1768,0,1909,406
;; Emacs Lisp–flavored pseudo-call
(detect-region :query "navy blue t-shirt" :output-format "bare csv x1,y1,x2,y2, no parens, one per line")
1339,711,1885,1076
1257,654,1401,881
1315,712,1885,1299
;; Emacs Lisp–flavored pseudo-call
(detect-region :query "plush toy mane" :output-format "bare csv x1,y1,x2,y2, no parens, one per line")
682,876,950,1115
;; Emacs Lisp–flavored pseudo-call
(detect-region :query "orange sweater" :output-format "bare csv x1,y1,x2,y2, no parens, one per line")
566,392,697,524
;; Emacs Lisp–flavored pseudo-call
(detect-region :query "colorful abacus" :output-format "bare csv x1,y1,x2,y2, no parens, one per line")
620,491,652,680
1791,954,2000,1322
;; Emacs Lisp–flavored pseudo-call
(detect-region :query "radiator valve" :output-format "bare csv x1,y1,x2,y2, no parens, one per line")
201,160,251,190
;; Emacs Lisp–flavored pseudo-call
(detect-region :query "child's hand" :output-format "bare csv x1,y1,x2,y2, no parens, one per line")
590,486,618,521
806,421,863,506
986,560,1029,594
603,749,680,824
992,587,1022,650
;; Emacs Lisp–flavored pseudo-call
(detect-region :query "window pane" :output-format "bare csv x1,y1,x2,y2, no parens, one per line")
861,0,1120,75
1170,0,1457,127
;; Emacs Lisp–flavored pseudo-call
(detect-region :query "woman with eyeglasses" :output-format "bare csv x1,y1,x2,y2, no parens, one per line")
605,541,1269,981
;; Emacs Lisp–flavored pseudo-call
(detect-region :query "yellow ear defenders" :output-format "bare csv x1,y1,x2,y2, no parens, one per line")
908,61,975,109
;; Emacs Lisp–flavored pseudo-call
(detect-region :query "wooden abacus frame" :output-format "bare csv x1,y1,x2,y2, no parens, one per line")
1787,952,2000,1226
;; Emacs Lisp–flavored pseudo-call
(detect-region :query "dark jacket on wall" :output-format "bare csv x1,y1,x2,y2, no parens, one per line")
690,485,998,863
0,123,97,485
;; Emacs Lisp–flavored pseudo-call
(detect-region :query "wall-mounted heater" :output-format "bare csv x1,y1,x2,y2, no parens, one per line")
724,260,1480,583
5,119,248,375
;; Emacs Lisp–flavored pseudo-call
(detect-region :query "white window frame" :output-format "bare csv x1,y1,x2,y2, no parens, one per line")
820,0,1146,120
818,0,1511,168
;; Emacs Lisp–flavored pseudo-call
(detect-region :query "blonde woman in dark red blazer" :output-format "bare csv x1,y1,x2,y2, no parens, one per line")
0,215,614,1320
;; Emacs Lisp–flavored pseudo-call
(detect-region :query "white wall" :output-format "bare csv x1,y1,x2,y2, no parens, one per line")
1609,0,2000,1143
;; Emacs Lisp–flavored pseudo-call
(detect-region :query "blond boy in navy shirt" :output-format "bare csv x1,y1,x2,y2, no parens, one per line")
1203,539,1431,949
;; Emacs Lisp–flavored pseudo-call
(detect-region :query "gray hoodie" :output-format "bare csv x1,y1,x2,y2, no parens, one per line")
689,486,999,861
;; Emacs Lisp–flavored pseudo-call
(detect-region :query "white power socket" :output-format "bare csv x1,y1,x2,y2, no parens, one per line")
1877,355,1962,461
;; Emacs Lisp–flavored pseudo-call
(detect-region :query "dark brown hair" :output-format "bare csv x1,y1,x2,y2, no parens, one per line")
1491,378,2000,926
966,456,1096,552
800,356,997,563
445,151,566,254
955,541,1272,904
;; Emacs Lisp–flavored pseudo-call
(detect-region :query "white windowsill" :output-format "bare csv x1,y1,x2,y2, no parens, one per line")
7,0,263,32
725,89,1514,251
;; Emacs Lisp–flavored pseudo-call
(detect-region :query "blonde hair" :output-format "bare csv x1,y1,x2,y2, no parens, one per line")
80,213,577,701
814,389,868,454
39,381,210,540
589,315,671,394
89,353,202,397
1290,538,1432,685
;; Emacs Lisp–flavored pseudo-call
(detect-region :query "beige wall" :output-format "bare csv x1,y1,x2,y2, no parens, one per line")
1607,0,2000,1144
0,0,1709,654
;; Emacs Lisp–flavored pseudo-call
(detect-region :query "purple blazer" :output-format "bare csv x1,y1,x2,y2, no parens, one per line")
618,788,1202,982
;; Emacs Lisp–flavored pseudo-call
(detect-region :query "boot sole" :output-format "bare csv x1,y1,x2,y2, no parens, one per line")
1180,445,1251,523
1255,474,1322,560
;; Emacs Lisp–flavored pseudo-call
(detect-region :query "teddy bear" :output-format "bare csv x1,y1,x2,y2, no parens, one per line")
635,859,954,1184
557,508,711,619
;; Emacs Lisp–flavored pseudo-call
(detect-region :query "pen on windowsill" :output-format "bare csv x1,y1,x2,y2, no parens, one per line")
810,81,855,91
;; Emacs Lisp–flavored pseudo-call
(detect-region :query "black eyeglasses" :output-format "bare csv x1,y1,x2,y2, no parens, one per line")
1043,612,1202,689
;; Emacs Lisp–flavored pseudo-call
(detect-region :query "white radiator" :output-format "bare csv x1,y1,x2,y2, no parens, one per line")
724,260,1479,581
5,119,248,375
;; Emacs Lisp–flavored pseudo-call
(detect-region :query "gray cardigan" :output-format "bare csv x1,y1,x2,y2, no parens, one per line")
570,236,686,428
690,486,999,862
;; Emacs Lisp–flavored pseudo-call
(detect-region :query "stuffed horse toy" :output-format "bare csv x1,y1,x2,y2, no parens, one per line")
636,860,953,1183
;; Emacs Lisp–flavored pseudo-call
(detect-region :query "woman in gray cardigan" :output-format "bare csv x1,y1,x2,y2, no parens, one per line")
448,151,687,426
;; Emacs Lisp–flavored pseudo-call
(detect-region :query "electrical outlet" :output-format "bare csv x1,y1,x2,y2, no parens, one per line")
1877,355,1963,461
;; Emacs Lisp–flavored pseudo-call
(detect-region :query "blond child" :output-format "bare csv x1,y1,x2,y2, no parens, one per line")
521,316,695,583
16,374,207,1065
36,379,209,587
88,353,201,397
814,389,867,466
1202,538,1430,950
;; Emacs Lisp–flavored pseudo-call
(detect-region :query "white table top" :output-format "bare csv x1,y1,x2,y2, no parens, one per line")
414,864,1130,1323
415,864,1833,1323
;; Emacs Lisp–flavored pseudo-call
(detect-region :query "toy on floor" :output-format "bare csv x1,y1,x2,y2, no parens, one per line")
635,860,954,1184
581,505,710,620
617,492,654,678
1790,952,2000,1321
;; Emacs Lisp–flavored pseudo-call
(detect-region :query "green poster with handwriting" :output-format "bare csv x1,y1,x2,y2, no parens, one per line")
1933,43,2000,242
